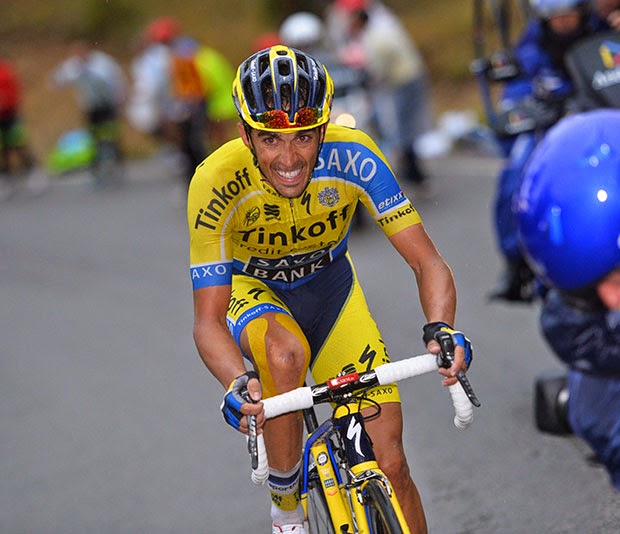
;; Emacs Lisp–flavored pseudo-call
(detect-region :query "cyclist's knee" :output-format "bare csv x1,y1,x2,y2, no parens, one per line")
377,444,411,487
244,313,310,395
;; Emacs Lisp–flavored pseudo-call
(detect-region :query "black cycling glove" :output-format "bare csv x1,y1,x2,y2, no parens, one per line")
423,321,473,369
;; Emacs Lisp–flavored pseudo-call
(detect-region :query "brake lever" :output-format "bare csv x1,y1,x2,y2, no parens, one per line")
435,332,481,408
242,389,259,470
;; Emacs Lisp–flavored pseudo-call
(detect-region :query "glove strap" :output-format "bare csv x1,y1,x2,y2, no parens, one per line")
229,370,259,391
422,321,453,345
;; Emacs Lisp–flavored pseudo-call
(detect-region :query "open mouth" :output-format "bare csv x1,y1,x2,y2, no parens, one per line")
275,167,305,184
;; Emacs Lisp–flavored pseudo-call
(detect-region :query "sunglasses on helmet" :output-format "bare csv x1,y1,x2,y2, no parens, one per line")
256,107,321,130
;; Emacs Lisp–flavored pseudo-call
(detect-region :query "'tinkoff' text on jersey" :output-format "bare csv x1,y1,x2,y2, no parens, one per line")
188,123,422,290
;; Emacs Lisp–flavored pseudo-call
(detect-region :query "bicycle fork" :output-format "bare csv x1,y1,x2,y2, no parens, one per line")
334,405,410,533
302,404,410,533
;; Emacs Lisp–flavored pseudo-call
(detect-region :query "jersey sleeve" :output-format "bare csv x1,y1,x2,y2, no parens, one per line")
321,124,422,237
187,143,240,290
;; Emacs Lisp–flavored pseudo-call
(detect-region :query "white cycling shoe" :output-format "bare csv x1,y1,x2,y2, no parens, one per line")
271,523,306,533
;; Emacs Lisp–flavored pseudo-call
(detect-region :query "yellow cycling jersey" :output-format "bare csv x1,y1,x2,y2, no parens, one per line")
188,123,422,290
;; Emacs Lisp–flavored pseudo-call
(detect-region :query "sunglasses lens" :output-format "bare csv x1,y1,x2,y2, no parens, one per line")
257,108,320,129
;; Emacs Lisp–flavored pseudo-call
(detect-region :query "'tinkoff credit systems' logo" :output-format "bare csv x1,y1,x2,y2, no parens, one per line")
593,40,620,90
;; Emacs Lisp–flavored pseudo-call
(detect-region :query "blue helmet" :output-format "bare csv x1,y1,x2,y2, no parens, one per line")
516,109,620,291
232,46,334,133
529,0,586,18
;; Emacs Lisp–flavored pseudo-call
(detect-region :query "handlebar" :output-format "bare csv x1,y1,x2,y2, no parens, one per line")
248,352,480,485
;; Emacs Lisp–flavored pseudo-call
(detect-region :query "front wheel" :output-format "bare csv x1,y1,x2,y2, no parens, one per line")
363,479,404,534
305,473,336,534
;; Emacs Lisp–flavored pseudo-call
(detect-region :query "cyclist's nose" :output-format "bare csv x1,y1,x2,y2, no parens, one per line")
278,144,299,167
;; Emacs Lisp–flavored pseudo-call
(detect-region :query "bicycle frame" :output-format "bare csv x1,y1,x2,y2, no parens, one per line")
301,401,409,533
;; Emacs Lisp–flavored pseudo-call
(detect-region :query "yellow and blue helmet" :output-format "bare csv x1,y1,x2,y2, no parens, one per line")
232,45,334,133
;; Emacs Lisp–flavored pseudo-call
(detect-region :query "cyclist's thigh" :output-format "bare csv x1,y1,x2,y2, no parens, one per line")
227,274,310,397
312,256,400,406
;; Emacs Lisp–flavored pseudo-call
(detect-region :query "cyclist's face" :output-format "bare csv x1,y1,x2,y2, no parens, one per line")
239,124,325,198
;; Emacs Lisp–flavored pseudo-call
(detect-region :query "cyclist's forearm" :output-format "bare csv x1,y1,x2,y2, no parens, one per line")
389,224,457,325
416,258,457,326
194,320,248,390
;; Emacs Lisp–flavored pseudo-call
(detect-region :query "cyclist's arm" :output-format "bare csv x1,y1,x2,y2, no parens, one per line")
193,285,263,426
388,223,465,383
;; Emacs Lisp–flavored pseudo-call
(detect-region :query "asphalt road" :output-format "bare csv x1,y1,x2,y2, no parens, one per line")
1,152,618,533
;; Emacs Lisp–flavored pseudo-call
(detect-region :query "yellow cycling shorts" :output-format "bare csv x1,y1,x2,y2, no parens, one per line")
226,253,400,405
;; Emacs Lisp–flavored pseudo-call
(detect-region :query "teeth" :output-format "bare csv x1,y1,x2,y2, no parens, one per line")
278,169,301,180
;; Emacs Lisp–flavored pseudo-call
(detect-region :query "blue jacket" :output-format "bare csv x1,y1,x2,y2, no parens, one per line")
502,20,582,104
541,289,620,376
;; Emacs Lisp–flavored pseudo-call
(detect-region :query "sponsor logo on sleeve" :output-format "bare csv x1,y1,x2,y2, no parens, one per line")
376,203,418,227
190,261,230,287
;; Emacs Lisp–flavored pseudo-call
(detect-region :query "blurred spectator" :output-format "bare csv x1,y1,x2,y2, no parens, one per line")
168,34,209,184
127,17,176,142
279,11,330,61
128,17,206,188
251,32,281,54
334,1,434,193
325,0,368,55
0,54,35,198
50,40,126,187
128,17,236,190
0,53,46,200
194,42,239,151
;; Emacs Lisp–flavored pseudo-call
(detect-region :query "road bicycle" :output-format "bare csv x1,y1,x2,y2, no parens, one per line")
246,332,480,533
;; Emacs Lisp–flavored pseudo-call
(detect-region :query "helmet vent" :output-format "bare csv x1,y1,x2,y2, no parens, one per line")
260,78,273,110
298,78,309,108
281,83,292,113
315,79,326,109
243,79,257,110
297,55,308,73
258,55,270,76
277,60,291,77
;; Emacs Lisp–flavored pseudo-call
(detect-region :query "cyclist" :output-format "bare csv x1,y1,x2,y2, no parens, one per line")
517,109,620,491
337,2,433,192
489,0,600,302
188,45,473,533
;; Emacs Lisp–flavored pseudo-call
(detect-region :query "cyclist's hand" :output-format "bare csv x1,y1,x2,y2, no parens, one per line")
220,370,263,434
423,322,473,385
